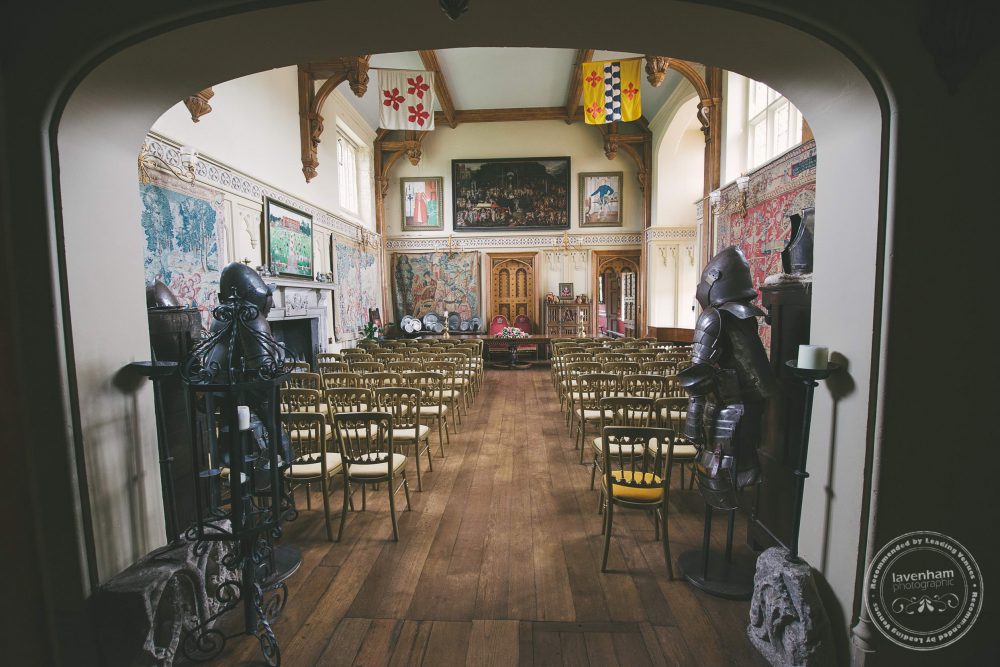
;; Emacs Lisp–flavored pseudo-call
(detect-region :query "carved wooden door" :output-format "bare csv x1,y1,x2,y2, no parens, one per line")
621,269,637,337
595,253,639,336
490,255,535,326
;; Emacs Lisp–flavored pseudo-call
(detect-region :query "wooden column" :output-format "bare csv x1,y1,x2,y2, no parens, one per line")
701,65,723,267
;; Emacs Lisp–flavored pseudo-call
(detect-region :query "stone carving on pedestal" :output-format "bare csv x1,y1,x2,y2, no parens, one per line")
748,547,837,667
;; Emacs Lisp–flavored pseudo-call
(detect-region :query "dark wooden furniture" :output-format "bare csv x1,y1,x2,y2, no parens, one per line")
750,281,812,550
645,326,695,343
543,302,591,337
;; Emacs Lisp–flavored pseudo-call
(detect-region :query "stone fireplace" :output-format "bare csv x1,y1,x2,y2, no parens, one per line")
266,278,335,367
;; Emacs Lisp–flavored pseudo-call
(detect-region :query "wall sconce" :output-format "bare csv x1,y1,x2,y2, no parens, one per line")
357,226,379,252
138,144,197,185
735,174,751,216
685,244,695,266
708,189,721,215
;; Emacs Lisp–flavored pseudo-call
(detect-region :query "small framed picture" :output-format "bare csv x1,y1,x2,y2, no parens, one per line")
558,282,574,300
579,171,623,227
400,177,444,231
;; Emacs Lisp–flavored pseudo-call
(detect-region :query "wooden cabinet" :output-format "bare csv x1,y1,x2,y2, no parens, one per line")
544,302,591,337
750,281,812,551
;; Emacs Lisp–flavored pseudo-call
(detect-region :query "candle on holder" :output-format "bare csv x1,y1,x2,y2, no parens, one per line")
237,405,251,431
797,345,828,370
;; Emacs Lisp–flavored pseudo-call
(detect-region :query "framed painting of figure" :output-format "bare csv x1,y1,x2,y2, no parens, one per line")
400,176,444,231
579,172,623,227
452,156,570,231
264,197,313,278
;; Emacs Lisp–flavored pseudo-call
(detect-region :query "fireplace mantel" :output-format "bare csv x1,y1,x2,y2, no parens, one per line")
266,279,334,348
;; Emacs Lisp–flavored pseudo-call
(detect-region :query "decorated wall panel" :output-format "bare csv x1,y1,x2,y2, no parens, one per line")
334,240,380,339
140,172,225,328
714,140,816,346
391,252,481,324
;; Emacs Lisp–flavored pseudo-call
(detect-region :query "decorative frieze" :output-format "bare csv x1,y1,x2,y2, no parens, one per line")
645,227,697,242
385,232,641,251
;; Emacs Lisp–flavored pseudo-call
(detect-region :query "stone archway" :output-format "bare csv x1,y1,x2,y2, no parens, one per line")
37,1,889,657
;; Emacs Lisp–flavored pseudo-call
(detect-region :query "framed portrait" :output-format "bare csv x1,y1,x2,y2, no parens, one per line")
558,282,574,300
579,172,623,227
400,176,444,231
264,197,313,278
452,156,570,232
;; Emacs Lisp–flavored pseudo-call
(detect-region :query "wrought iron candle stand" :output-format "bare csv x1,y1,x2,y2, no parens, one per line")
784,360,840,562
179,293,299,666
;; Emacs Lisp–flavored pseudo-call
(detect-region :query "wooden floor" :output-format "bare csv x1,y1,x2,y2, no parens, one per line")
219,367,767,666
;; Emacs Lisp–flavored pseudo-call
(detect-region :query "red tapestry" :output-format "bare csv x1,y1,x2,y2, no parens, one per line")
715,141,817,348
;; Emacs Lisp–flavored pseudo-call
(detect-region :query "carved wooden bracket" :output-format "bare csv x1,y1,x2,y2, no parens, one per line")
644,56,669,87
297,57,371,182
183,88,214,123
372,130,430,234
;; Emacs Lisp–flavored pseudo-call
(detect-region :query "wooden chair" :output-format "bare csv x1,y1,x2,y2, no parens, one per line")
388,360,422,374
318,361,351,376
641,360,679,376
288,360,311,372
623,373,670,401
598,425,676,578
360,371,405,390
589,395,654,489
281,412,343,541
333,411,411,541
595,352,628,364
349,360,383,375
406,371,451,455
440,352,473,412
321,372,361,390
284,371,322,390
280,387,324,414
573,372,622,462
486,314,511,362
602,361,640,379
424,361,464,429
512,314,539,361
374,387,433,492
325,386,372,416
655,397,697,489
562,360,601,424
372,352,404,365
317,352,343,364
342,348,371,358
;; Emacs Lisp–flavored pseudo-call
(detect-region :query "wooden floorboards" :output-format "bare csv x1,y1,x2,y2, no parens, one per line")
217,368,767,666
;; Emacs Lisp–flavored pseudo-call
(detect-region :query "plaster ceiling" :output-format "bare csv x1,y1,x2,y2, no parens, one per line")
341,47,690,130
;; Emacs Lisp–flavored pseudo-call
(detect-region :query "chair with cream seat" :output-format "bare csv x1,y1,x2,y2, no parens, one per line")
623,373,670,401
374,387,433,492
281,411,342,541
602,361,640,380
284,370,322,390
654,396,698,489
562,360,601,426
325,386,372,416
440,352,473,412
405,371,450,456
349,360,384,375
598,425,676,577
572,372,622,462
372,351,404,366
388,360,422,375
287,361,311,372
595,352,628,364
333,411,411,541
318,361,351,377
641,360,679,376
317,352,343,364
589,395,653,490
280,387,324,415
361,371,406,390
423,360,464,429
321,372,361,391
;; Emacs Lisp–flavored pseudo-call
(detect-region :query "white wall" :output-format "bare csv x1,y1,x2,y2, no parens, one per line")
386,120,643,315
153,67,376,230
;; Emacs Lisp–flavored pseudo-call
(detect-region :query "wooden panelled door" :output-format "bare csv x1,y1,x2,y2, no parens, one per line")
489,254,536,328
593,251,640,336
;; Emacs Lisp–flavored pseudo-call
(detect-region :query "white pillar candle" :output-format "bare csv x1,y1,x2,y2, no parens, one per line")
797,345,828,370
237,405,251,431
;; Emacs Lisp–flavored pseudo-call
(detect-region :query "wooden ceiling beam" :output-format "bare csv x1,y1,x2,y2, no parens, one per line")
418,50,457,129
565,49,595,123
433,106,575,125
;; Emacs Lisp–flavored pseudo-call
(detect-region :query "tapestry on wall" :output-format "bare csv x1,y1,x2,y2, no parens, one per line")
714,140,816,347
140,171,225,329
391,252,481,324
334,240,380,339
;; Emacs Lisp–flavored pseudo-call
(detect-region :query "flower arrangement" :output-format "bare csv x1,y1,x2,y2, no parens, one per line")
496,326,529,339
361,322,381,340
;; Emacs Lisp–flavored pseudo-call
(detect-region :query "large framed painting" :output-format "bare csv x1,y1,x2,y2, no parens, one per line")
579,171,623,227
400,176,444,231
452,156,570,231
264,196,313,278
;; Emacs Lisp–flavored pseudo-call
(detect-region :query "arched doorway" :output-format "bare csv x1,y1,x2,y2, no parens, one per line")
594,252,640,337
37,1,889,658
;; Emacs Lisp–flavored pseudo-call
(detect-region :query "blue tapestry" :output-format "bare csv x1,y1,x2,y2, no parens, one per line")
391,252,481,323
140,174,225,328
335,240,380,339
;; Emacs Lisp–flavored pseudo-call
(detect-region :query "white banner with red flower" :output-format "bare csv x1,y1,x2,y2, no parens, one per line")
378,69,436,131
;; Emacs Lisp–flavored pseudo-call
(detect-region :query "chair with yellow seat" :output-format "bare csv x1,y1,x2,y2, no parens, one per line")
374,387,433,492
281,411,343,541
589,395,654,490
654,396,697,489
333,411,411,541
598,425,677,577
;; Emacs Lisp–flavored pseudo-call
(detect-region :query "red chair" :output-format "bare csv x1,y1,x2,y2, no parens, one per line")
513,314,539,360
487,315,511,362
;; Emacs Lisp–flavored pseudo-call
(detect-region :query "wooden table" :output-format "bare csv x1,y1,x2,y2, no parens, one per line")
481,335,556,369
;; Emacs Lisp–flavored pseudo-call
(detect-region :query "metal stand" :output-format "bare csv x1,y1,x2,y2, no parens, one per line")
678,505,756,600
128,360,181,544
784,360,840,562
